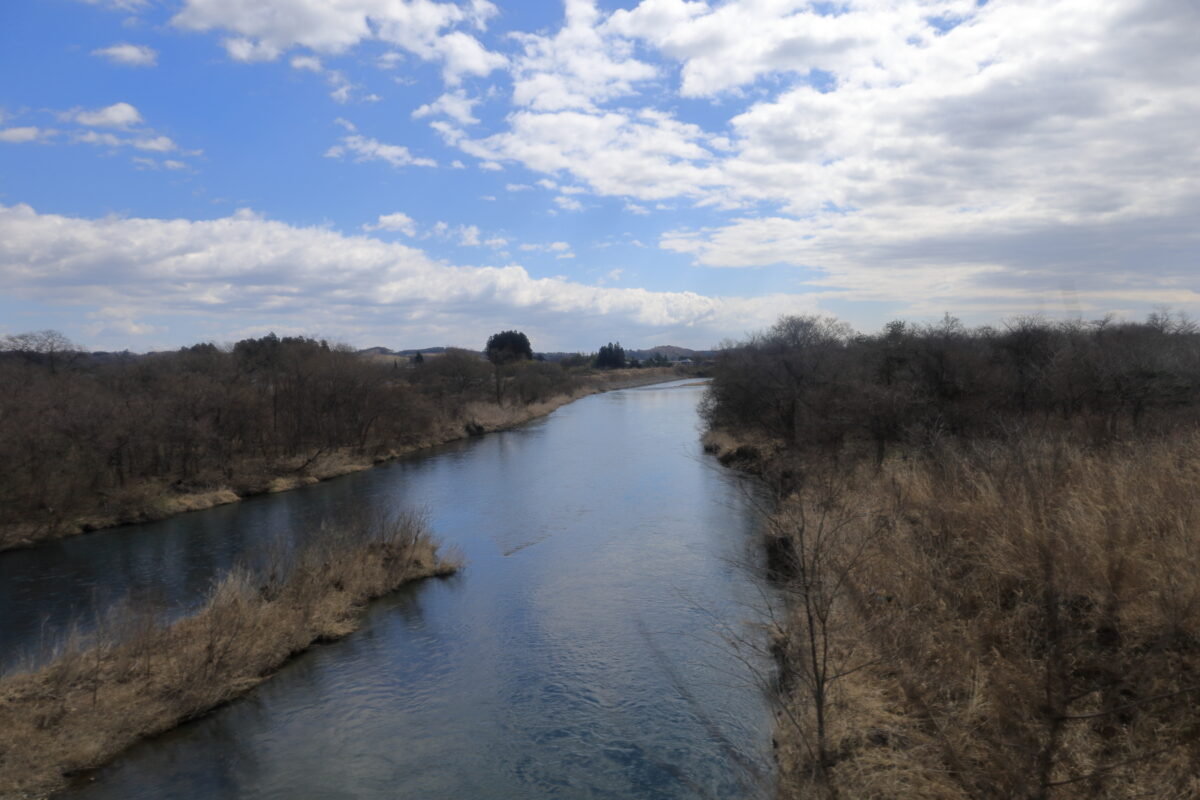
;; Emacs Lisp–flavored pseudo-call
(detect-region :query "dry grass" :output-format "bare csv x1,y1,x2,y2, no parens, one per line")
701,429,777,471
158,488,241,513
0,512,459,799
767,431,1200,799
461,366,682,430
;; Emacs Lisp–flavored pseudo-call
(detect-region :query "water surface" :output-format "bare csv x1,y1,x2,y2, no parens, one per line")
6,380,775,798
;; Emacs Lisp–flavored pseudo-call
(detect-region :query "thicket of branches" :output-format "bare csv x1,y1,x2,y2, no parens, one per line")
0,333,576,535
703,312,1200,798
703,312,1200,464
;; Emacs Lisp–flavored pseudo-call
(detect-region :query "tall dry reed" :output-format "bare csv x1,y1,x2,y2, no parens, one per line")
770,432,1200,799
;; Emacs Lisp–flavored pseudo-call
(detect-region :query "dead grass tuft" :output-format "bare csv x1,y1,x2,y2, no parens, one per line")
0,511,458,799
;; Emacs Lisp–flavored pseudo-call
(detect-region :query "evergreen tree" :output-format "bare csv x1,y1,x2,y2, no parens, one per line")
595,342,626,369
484,330,532,403
485,331,532,364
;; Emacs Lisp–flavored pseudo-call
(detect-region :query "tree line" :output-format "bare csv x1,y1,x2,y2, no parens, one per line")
0,331,579,537
703,311,1200,464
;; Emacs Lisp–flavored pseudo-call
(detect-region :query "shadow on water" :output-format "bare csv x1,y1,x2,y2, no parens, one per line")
9,380,776,799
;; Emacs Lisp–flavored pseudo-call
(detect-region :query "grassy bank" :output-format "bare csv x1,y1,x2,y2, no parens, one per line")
0,512,459,800
701,314,1200,798
760,434,1200,798
0,366,680,550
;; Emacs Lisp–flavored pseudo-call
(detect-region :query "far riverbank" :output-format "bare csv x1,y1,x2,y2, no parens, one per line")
0,368,685,551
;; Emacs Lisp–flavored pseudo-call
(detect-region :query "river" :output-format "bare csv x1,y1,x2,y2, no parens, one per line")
4,379,775,799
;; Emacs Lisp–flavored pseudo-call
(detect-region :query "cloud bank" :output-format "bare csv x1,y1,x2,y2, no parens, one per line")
0,204,815,349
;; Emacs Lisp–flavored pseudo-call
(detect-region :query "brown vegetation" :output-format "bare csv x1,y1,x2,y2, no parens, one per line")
703,312,1200,798
0,512,458,799
0,330,680,549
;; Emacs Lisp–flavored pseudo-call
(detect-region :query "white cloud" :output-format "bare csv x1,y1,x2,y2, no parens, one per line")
41,0,1200,331
520,241,573,255
84,307,164,338
286,57,365,103
424,222,501,246
92,43,158,67
461,108,725,202
509,0,656,112
74,102,143,129
75,0,149,11
75,131,124,148
0,203,814,348
650,1,1200,309
377,51,404,69
363,212,418,236
132,135,176,152
554,195,583,212
436,29,507,85
457,224,481,246
223,37,281,62
325,134,436,168
76,130,177,153
290,54,322,72
132,156,189,170
172,0,505,83
0,127,48,143
413,89,479,125
423,0,1199,323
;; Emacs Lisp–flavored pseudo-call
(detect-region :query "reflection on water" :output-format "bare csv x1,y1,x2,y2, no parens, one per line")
8,380,775,799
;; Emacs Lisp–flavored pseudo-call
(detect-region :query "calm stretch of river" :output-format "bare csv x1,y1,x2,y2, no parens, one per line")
3,380,775,799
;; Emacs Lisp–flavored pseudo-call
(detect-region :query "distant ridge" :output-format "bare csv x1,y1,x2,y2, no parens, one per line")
356,346,453,358
357,345,716,362
628,345,714,361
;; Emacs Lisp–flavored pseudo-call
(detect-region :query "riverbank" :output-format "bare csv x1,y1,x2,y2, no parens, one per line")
0,368,681,551
739,433,1200,799
700,314,1200,799
0,512,459,800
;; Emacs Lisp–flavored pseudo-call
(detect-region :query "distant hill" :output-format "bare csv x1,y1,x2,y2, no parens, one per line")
356,346,395,357
394,347,452,357
628,346,716,362
356,346,456,356
356,346,460,365
540,345,716,363
356,344,716,364
538,352,583,362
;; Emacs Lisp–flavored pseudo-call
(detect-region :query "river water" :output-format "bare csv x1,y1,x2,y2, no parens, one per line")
4,380,775,799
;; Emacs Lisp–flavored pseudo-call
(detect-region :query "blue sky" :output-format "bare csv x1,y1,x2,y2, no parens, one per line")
1,0,1197,352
